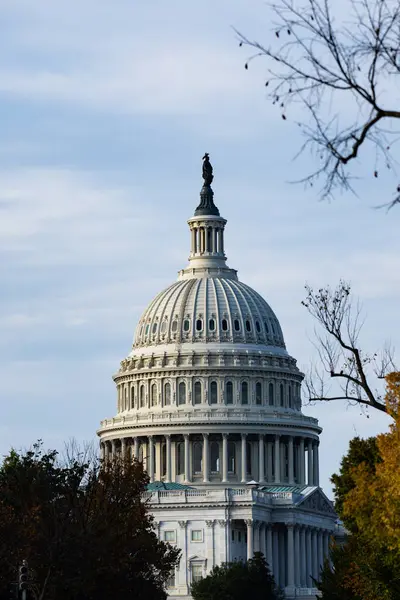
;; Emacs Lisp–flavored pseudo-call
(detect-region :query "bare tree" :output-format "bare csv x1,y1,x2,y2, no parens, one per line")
236,0,400,207
302,281,396,414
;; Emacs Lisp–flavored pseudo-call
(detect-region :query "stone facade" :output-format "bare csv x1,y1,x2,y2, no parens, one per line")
97,167,338,599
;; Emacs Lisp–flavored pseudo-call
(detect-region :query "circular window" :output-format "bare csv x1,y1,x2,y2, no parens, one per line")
256,321,261,333
183,319,190,332
152,323,157,334
245,320,251,332
171,320,178,333
161,321,167,333
234,319,240,332
196,319,203,331
209,318,215,331
221,318,228,331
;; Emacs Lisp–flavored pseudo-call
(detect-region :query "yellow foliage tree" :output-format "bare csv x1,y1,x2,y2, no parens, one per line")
343,373,400,555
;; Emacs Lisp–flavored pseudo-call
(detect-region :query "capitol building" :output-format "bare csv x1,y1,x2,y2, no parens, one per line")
97,156,338,599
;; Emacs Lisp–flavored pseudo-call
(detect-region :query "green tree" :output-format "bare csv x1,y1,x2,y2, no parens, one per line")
0,442,180,600
191,552,283,600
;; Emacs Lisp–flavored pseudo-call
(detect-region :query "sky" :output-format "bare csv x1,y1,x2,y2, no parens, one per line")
0,0,398,497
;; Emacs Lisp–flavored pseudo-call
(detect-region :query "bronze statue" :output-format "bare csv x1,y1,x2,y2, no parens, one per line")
202,153,213,186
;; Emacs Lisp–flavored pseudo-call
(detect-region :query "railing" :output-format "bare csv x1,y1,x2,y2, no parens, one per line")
143,487,306,506
99,409,319,429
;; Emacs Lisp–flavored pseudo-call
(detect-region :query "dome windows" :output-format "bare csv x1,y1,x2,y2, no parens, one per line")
241,381,248,405
161,321,167,334
178,381,186,405
164,382,171,406
152,323,158,334
183,319,190,332
256,382,262,405
234,319,241,332
221,318,228,331
171,320,178,333
196,319,203,332
245,319,251,332
151,383,157,406
210,381,218,404
145,324,150,335
194,381,202,405
209,318,215,331
255,321,261,333
225,381,233,405
268,382,274,406
264,321,270,334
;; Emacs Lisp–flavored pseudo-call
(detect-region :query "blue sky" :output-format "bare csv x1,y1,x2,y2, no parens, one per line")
1,0,398,496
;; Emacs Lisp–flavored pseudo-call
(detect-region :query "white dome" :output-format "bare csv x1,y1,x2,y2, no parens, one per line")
133,277,286,350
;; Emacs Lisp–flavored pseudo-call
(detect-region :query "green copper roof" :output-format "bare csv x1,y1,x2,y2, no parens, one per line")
260,485,307,494
147,481,194,491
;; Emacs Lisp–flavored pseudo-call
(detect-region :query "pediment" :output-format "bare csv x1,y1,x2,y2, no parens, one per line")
296,488,337,516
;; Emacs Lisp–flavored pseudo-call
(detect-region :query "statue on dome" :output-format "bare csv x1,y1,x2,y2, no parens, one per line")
202,153,213,186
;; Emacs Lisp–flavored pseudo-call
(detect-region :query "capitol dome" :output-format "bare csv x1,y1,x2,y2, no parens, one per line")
97,156,335,600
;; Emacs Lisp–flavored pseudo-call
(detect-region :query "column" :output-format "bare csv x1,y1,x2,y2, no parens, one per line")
104,441,110,461
266,525,273,571
313,442,320,486
287,523,295,587
312,528,318,584
111,439,117,460
205,520,215,570
294,524,301,586
288,436,294,485
184,434,191,483
318,529,324,574
148,436,154,482
100,442,105,461
306,526,312,587
299,437,305,485
273,528,280,586
178,521,188,588
323,530,330,562
307,440,314,485
203,433,210,483
191,228,195,254
300,525,306,587
165,434,171,483
222,433,228,483
258,434,265,484
133,436,139,460
241,433,247,483
259,523,266,557
121,437,127,460
267,440,273,482
254,521,260,552
274,435,281,483
246,520,254,560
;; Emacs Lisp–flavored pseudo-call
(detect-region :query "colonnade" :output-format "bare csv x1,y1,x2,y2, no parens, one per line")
100,431,320,486
190,224,224,255
244,521,331,588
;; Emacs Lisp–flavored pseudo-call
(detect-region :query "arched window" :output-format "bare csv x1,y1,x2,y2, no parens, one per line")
140,385,145,408
130,387,135,409
288,384,292,408
145,324,150,335
164,382,171,406
246,441,252,475
151,383,157,407
268,382,274,406
210,381,218,404
241,381,248,405
209,318,215,331
234,319,240,331
221,318,228,331
161,321,167,334
196,319,203,332
176,442,184,475
194,381,202,405
178,381,186,405
193,442,203,474
256,382,262,405
210,442,220,473
152,322,157,334
171,320,178,333
228,442,236,472
255,320,261,333
271,321,276,335
226,381,233,405
183,319,190,332
264,321,269,334
245,319,251,332
280,384,284,407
